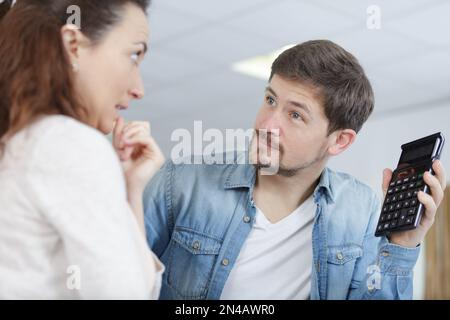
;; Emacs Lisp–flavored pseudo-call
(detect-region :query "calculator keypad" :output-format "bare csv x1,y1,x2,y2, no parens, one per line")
375,171,427,236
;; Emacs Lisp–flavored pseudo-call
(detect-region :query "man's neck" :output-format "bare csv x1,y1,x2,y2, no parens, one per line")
253,163,325,223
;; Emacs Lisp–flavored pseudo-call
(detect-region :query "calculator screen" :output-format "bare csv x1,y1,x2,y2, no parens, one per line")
399,142,435,164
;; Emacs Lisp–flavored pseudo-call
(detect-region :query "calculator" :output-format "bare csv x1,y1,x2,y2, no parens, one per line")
375,132,445,237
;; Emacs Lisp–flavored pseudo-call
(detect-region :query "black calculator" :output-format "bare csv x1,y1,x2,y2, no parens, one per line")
375,132,445,237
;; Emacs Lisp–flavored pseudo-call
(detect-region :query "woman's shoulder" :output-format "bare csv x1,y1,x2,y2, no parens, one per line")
9,115,118,171
30,114,105,142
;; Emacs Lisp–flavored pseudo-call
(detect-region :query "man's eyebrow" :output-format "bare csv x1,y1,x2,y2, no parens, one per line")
265,86,278,97
134,42,148,54
289,100,312,116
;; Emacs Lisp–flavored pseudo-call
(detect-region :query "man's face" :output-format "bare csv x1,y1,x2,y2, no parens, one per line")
253,74,332,176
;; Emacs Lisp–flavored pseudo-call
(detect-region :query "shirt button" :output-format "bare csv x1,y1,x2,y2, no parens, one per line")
222,259,229,266
243,216,251,223
192,241,200,250
381,251,390,257
336,252,344,260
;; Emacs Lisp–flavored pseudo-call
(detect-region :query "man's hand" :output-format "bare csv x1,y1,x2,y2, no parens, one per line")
381,160,447,248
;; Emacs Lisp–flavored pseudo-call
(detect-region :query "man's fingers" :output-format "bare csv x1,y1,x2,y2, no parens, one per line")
432,160,447,191
418,191,437,222
382,168,393,195
424,171,444,207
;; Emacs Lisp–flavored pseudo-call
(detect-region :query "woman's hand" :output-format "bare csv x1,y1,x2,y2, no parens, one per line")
113,117,165,195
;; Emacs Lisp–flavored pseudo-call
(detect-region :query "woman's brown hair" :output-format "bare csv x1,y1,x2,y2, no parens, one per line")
0,0,150,154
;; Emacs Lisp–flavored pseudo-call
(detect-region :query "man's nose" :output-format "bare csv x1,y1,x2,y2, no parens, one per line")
261,112,282,135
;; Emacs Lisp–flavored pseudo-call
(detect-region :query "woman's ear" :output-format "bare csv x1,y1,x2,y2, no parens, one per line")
60,24,88,71
327,129,357,156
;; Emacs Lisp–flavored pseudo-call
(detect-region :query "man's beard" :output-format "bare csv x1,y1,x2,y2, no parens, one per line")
254,142,328,177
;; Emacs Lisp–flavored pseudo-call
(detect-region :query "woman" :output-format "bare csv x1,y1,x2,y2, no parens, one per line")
0,0,164,299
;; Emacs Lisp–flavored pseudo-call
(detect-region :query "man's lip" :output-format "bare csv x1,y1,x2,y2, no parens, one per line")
115,105,129,110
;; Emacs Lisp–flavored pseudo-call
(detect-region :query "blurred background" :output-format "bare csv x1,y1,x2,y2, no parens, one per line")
120,0,450,299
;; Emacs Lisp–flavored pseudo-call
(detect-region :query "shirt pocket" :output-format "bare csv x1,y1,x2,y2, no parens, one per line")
326,244,363,297
166,227,222,299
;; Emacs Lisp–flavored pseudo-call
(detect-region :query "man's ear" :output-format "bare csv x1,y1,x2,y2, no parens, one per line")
327,129,357,156
60,24,88,68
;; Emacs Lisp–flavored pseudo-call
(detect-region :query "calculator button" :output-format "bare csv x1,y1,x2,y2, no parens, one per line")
406,191,413,198
398,193,404,201
391,195,398,202
413,190,419,197
411,175,417,181
403,177,410,184
405,217,414,225
403,200,410,208
410,199,417,207
395,203,402,210
386,213,392,220
394,187,401,193
389,204,395,211
407,208,416,215
377,225,383,232
383,223,390,230
401,185,407,191
398,211,408,225
390,219,398,228
408,182,415,189
396,180,402,186
387,188,394,195
389,181,396,187
393,211,399,219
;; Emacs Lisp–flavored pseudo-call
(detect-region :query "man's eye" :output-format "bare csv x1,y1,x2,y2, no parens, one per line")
266,96,276,106
291,111,302,120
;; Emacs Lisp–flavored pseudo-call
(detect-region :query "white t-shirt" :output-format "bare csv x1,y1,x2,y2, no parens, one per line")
220,195,316,300
0,115,163,299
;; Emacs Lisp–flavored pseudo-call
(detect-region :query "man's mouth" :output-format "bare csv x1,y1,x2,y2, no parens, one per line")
115,105,128,111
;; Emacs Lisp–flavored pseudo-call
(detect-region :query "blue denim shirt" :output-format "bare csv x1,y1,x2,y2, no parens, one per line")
144,153,420,300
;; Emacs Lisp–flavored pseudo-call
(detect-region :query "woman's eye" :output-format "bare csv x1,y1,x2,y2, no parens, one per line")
131,52,141,64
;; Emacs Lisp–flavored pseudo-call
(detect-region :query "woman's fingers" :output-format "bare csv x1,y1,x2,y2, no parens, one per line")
123,121,150,136
116,120,152,161
113,117,125,149
122,126,148,142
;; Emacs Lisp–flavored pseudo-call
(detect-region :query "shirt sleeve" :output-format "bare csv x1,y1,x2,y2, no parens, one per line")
347,193,420,300
26,119,163,299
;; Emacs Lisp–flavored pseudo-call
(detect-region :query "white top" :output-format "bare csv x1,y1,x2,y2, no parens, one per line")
220,195,316,300
0,115,163,299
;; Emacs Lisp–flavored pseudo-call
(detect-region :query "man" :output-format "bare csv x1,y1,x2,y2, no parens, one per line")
143,40,446,299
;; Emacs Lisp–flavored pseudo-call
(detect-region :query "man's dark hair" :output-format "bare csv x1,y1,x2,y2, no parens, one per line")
270,40,374,134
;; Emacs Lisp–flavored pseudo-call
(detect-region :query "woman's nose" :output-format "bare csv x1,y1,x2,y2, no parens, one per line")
129,88,144,100
129,74,145,100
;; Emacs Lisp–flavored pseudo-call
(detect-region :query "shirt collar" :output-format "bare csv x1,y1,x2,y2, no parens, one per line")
224,162,335,204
